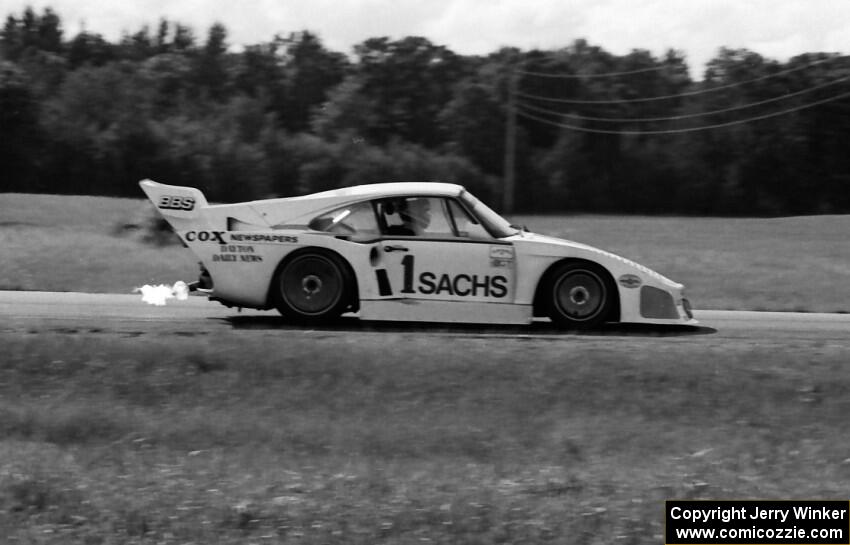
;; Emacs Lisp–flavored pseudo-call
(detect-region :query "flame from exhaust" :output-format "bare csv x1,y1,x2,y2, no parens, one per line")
135,281,189,306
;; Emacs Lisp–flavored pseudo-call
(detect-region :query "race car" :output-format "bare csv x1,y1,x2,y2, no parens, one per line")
140,179,695,328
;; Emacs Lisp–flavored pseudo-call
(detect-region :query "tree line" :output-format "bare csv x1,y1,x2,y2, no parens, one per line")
2,6,849,215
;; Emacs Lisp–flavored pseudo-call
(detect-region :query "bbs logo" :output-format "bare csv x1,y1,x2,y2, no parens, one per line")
158,195,195,211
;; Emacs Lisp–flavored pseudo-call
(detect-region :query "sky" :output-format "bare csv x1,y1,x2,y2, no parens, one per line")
6,0,850,75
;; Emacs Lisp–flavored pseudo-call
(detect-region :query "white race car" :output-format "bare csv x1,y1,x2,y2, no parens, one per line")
140,179,695,328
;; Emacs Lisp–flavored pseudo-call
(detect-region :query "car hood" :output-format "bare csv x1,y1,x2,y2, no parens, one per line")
508,231,683,290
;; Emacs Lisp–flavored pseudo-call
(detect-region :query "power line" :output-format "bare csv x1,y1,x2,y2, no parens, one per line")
514,89,850,135
515,56,845,104
517,64,671,79
501,55,847,207
517,76,849,123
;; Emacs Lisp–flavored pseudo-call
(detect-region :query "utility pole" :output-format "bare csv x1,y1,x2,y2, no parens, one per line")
502,69,518,214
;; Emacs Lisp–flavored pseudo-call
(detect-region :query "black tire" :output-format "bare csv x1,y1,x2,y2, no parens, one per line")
272,249,353,323
544,261,616,329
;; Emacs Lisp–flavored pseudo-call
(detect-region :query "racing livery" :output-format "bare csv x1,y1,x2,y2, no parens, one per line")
140,179,695,328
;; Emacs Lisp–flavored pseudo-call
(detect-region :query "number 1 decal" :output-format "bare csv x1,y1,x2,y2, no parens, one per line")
401,254,416,294
396,253,509,299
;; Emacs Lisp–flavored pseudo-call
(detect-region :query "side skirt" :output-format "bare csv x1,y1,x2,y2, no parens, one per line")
359,299,532,325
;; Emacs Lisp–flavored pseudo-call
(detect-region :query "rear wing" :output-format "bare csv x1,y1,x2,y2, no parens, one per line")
140,179,207,215
141,179,279,234
139,179,210,231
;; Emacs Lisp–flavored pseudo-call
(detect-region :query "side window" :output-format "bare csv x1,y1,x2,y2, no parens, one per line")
308,201,380,239
377,197,455,237
447,199,492,239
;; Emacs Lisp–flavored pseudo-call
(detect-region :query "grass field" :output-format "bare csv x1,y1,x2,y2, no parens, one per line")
2,193,850,543
512,213,850,313
0,193,195,294
2,192,850,311
1,329,848,544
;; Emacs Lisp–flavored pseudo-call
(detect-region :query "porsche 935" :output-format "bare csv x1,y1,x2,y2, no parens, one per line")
140,179,695,328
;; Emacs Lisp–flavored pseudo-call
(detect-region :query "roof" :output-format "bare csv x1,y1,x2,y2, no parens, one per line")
289,182,465,201
213,181,468,228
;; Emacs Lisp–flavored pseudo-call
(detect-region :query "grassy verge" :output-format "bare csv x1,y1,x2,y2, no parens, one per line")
512,214,850,312
1,330,849,543
2,193,850,310
0,193,195,292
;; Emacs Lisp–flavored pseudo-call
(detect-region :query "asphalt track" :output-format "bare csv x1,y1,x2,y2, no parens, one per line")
1,290,848,341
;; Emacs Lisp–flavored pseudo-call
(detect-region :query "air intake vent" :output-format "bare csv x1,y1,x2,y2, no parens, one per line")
640,286,678,319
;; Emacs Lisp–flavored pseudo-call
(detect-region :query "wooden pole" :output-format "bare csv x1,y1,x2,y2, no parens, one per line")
502,70,517,214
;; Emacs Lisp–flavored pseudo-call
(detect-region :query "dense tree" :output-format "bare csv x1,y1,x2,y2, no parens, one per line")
138,52,195,112
119,25,155,61
67,31,114,68
439,78,506,176
230,41,283,99
39,62,155,195
172,23,195,51
0,61,42,191
1,6,849,215
0,7,62,60
311,76,379,141
274,31,347,132
194,22,228,98
316,36,467,147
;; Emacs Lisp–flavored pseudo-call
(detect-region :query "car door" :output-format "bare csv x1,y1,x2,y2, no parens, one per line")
374,196,516,303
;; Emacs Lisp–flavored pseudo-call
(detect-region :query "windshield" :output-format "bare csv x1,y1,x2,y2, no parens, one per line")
460,190,519,238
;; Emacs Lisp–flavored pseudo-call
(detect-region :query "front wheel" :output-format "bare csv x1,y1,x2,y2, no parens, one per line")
272,250,353,323
544,262,615,329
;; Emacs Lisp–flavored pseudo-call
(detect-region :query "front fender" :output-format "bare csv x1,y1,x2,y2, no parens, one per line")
511,232,693,324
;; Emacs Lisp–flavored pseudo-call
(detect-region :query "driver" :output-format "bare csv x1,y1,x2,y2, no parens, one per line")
399,197,431,235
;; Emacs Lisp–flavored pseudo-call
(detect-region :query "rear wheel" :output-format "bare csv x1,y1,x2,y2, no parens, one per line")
273,250,353,323
545,261,615,329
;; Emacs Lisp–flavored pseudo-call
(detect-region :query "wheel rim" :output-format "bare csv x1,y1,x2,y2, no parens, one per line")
281,255,343,315
553,270,606,321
